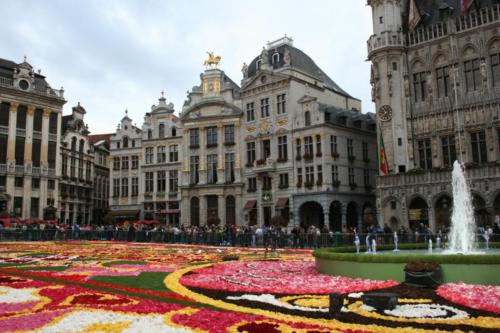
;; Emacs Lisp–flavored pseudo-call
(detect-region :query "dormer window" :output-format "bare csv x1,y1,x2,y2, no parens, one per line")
159,123,165,138
256,59,262,70
305,111,311,126
272,52,280,65
71,137,77,151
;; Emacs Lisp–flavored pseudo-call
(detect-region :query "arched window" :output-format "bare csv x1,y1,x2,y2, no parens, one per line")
147,129,152,140
123,136,129,148
171,127,177,137
79,139,85,153
256,59,262,70
305,111,311,126
71,137,77,151
159,123,165,138
272,52,280,65
190,197,200,226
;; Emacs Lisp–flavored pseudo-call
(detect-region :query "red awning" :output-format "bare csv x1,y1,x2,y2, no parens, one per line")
243,200,257,210
275,197,289,209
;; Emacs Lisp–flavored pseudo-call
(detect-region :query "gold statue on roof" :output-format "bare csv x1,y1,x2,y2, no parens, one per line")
204,51,221,68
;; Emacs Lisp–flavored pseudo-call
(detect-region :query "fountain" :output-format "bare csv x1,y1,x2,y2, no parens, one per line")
354,235,360,254
428,239,433,254
393,232,399,252
448,161,477,253
365,235,371,253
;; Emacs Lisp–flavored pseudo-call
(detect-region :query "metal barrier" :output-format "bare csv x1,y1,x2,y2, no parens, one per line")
0,229,497,248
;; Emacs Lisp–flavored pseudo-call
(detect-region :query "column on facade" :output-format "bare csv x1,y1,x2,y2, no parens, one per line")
199,128,206,184
198,195,206,225
217,124,224,183
427,196,435,232
38,109,51,219
6,102,17,213
341,204,347,229
323,210,330,230
218,194,226,225
54,112,62,219
22,105,35,218
181,192,189,225
234,122,241,183
235,193,243,226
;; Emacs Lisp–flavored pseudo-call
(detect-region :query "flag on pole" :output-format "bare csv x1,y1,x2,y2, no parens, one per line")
379,128,389,176
408,0,422,32
461,0,475,14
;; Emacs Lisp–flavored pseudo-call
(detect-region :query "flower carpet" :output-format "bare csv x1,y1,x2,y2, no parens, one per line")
0,241,498,332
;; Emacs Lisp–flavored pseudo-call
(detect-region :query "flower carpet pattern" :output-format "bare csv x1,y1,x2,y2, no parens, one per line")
0,241,498,332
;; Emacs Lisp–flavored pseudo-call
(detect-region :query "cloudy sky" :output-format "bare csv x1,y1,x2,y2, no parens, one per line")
2,0,373,134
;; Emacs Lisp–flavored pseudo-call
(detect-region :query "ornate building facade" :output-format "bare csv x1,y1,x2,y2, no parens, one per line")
141,93,181,224
239,37,377,231
59,103,94,224
179,65,244,227
89,134,111,224
368,0,500,231
109,112,143,222
0,57,65,219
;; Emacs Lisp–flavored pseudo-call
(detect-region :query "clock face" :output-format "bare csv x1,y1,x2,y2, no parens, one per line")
378,105,392,122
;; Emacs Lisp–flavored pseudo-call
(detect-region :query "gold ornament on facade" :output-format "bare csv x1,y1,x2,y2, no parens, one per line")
259,120,269,132
43,109,51,118
246,125,256,133
276,117,288,126
203,52,221,68
9,102,19,112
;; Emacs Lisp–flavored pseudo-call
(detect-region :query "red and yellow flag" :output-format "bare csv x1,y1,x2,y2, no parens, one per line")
379,129,388,176
408,0,422,32
461,0,475,14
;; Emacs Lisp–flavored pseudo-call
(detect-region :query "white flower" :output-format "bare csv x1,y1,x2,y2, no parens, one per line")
384,304,469,319
0,286,41,303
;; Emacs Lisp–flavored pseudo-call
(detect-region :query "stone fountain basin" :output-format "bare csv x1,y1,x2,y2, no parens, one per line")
313,244,500,285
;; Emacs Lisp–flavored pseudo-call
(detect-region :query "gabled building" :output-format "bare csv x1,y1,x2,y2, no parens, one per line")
179,62,244,227
59,103,94,224
89,133,111,224
141,93,181,224
109,111,142,222
0,57,65,219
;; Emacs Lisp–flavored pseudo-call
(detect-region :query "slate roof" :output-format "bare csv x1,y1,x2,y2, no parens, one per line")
246,44,353,98
319,104,376,132
0,57,52,92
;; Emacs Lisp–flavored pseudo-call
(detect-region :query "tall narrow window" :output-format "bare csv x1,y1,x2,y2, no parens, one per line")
330,135,338,155
304,111,311,126
121,156,129,169
297,167,303,185
169,145,178,162
262,139,271,159
296,138,301,158
464,59,480,92
16,106,26,129
206,127,217,146
278,135,287,160
347,139,354,157
123,136,129,148
145,172,154,193
436,66,450,97
348,167,355,185
145,147,154,164
413,72,427,102
225,153,235,183
224,125,235,144
492,53,500,87
121,178,128,197
246,102,255,121
131,177,139,196
317,165,323,184
113,179,120,197
277,94,286,114
260,98,269,118
305,166,314,184
33,108,43,132
362,142,369,161
131,155,139,169
169,170,178,192
441,136,456,167
189,128,200,147
331,165,339,183
470,131,487,163
246,141,256,165
364,169,370,186
418,139,433,170
157,146,166,163
113,157,120,170
190,156,199,184
159,123,165,138
207,154,218,184
157,171,166,192
304,136,313,156
316,135,322,155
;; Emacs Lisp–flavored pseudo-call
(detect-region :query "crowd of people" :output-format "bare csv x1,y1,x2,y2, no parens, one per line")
0,218,498,248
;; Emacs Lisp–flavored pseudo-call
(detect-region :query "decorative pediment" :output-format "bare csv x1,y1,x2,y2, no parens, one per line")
297,95,317,104
241,70,289,91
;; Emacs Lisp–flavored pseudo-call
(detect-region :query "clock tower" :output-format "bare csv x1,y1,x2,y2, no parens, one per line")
367,0,410,174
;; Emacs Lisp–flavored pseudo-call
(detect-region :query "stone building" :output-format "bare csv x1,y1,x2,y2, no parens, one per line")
0,57,65,219
59,103,94,224
89,134,111,224
368,0,500,231
240,37,377,230
108,111,142,222
179,64,244,227
141,93,181,224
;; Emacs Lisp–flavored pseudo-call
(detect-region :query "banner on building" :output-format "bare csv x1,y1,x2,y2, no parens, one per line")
408,0,422,32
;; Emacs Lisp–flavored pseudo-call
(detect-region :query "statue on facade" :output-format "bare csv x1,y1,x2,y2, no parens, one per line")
426,71,433,97
403,75,410,97
204,52,221,68
241,62,248,78
260,46,268,61
283,49,291,66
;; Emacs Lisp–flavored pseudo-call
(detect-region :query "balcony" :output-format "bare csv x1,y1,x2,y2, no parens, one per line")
254,158,275,173
367,31,404,57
